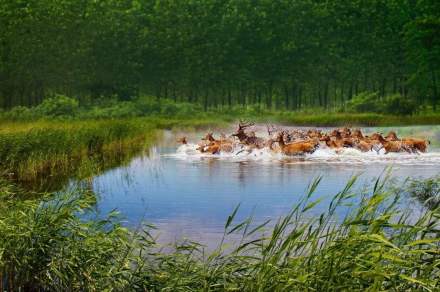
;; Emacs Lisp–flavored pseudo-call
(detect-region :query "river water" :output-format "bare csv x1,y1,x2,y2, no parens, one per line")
91,125,440,245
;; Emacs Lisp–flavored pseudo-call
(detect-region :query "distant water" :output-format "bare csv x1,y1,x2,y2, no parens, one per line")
91,125,440,246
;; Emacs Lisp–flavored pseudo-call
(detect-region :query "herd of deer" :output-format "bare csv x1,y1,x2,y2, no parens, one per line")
177,121,430,156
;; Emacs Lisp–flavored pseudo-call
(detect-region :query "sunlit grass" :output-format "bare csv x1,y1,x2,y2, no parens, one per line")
0,119,156,185
1,176,439,291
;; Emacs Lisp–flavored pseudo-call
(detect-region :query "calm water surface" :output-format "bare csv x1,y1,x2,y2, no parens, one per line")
91,125,440,244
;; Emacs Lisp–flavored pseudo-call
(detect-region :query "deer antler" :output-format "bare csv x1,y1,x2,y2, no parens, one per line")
266,124,278,136
238,120,255,130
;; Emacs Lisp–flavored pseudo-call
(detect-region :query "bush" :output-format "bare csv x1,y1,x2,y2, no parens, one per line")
0,106,34,120
345,92,418,115
35,95,79,117
345,92,381,113
135,98,161,115
382,94,418,115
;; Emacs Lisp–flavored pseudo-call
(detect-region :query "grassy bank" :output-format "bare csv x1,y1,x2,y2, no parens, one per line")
1,113,439,189
0,119,154,188
0,176,439,291
2,95,440,127
275,112,440,127
0,117,233,189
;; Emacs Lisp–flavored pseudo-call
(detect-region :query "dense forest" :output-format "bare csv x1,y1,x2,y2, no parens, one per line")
0,0,439,110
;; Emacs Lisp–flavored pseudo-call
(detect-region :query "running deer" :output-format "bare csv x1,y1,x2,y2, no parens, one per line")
274,131,319,155
232,121,266,149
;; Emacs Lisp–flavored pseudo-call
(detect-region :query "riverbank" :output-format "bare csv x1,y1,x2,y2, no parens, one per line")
1,175,439,291
1,116,439,291
2,115,439,188
0,117,234,189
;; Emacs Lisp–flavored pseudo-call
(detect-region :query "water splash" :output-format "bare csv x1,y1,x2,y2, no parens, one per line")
167,143,440,165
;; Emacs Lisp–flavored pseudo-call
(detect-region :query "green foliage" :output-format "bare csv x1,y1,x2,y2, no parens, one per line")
1,176,439,291
0,183,133,290
407,176,440,209
383,94,418,115
34,95,79,117
0,106,34,120
346,92,382,113
346,92,418,115
0,120,156,184
0,0,438,110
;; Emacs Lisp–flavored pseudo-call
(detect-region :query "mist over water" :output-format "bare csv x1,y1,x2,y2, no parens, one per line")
92,125,440,246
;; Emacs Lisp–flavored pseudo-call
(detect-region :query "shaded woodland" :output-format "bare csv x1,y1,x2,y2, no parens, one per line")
0,0,439,110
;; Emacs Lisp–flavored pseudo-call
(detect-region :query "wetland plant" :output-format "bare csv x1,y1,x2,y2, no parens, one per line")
0,120,157,185
0,176,439,291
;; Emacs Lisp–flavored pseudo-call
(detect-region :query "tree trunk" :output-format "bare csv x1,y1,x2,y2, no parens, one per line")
431,69,438,110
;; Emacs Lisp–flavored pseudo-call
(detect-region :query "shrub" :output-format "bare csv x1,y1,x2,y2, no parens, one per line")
135,98,161,115
382,94,418,115
345,92,381,113
345,92,418,115
0,106,34,120
35,95,79,117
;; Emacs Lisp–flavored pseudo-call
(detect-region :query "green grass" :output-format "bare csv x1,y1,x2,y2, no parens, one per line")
0,175,439,291
276,112,440,127
1,113,439,189
2,95,440,127
0,119,155,186
0,117,232,188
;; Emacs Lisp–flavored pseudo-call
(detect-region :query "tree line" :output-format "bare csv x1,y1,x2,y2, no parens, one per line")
0,0,439,110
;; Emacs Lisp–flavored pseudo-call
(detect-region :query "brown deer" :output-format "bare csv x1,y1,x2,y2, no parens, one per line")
384,131,429,153
266,125,281,151
177,137,188,145
232,121,266,149
334,131,355,147
274,131,319,155
322,135,345,149
351,129,364,139
353,138,373,152
199,132,234,153
403,138,429,153
376,135,412,154
385,131,398,141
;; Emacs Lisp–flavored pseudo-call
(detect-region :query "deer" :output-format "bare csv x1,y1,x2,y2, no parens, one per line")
266,125,281,151
376,134,412,154
353,138,374,152
322,135,345,149
404,138,429,153
232,121,266,149
384,131,429,153
385,131,398,141
307,129,323,139
177,137,188,145
198,132,234,153
287,129,307,142
330,127,351,139
198,143,221,154
274,131,319,155
334,131,355,147
351,129,365,139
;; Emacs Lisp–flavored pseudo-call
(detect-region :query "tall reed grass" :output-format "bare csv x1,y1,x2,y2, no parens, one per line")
1,176,438,291
0,119,157,186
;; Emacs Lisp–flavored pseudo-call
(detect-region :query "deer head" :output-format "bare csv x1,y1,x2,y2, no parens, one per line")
266,124,278,137
232,121,254,137
370,133,384,141
352,129,364,139
177,137,187,144
201,132,216,142
385,131,398,140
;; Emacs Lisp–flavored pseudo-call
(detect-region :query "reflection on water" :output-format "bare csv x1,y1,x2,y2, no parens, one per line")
92,125,440,246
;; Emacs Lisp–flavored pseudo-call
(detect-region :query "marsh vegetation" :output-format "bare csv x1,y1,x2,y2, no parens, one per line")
1,0,439,290
1,175,439,291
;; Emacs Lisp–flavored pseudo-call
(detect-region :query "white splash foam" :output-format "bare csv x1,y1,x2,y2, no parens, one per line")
167,143,440,165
